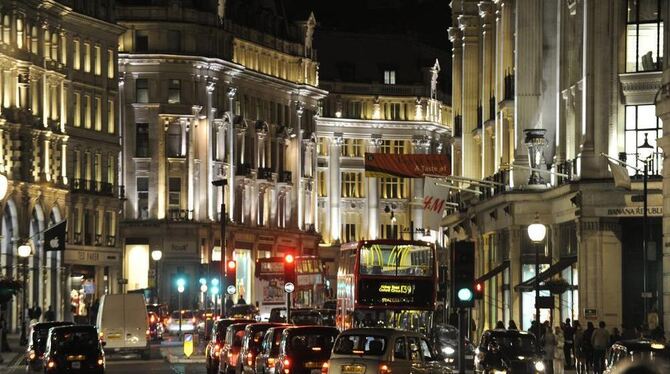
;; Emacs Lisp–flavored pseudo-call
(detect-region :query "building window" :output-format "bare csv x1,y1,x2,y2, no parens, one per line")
136,78,149,103
342,139,364,158
341,172,364,198
380,140,406,154
107,50,114,79
167,30,181,52
135,31,148,52
342,223,358,243
137,177,149,219
84,42,91,73
166,123,182,157
94,97,102,131
317,137,329,156
73,39,80,70
94,153,102,183
380,177,407,199
347,101,362,118
74,93,81,127
626,0,664,72
136,123,150,157
107,155,115,185
625,104,662,175
105,211,115,245
389,103,401,120
384,70,396,85
168,177,181,211
168,79,181,104
317,171,328,197
61,34,67,65
84,95,91,129
107,99,115,134
94,45,101,75
16,18,23,49
50,32,58,61
74,150,82,179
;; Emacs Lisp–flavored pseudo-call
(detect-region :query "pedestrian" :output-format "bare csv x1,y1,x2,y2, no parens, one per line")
45,305,55,322
591,321,610,374
573,321,584,374
650,324,666,343
563,319,574,369
530,320,541,340
554,326,565,374
0,313,9,352
32,303,42,321
237,295,246,305
582,322,595,373
544,324,556,374
495,320,505,330
610,327,621,346
508,320,518,330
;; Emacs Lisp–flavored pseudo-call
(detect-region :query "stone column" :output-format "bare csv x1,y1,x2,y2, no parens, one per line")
206,82,216,221
329,134,343,242
367,135,382,239
480,1,495,178
459,14,481,179
226,87,237,222
448,27,463,177
295,103,304,230
655,81,670,330
508,227,522,324
411,136,430,231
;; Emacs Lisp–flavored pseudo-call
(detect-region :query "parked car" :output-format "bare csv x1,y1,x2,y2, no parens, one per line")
166,310,197,335
605,339,670,373
275,326,339,374
198,309,219,335
429,324,475,368
96,293,150,359
255,326,290,374
26,321,74,372
474,329,545,374
228,304,260,320
219,322,254,374
43,325,105,373
239,323,285,374
269,308,287,323
326,327,451,374
146,303,169,326
290,309,322,326
206,319,254,374
147,312,164,342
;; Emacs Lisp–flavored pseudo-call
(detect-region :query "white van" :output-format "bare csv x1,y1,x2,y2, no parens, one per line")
96,294,150,359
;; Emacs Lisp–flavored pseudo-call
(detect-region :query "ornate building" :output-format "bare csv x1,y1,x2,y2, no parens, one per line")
0,0,123,329
314,29,452,285
447,0,668,335
116,0,324,308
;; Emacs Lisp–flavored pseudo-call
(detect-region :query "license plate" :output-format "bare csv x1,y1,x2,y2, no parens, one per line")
108,334,121,339
305,362,321,368
71,362,81,369
342,365,365,374
465,355,474,360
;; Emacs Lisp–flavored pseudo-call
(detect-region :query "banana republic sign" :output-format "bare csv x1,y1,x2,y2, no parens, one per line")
595,206,663,217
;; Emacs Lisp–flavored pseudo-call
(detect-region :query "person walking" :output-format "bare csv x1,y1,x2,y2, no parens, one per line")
582,322,595,374
0,313,9,352
554,326,565,374
591,321,610,374
573,321,584,374
495,320,505,330
563,319,574,369
45,306,55,322
543,324,557,374
610,327,621,347
508,320,518,330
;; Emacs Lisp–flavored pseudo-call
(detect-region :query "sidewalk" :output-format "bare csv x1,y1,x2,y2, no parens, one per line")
0,333,23,368
161,337,206,364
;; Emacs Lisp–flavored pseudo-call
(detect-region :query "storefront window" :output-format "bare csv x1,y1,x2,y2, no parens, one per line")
626,0,664,72
69,265,96,324
234,249,252,303
561,265,579,322
521,263,550,330
625,105,662,175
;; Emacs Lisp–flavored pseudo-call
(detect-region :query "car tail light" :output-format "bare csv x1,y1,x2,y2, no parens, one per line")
283,358,291,374
47,359,56,369
192,317,196,324
97,357,104,366
247,352,254,366
267,357,275,368
321,362,329,374
378,363,392,374
146,329,150,336
28,350,36,360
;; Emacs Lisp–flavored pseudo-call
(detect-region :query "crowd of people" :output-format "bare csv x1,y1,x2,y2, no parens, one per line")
497,318,666,374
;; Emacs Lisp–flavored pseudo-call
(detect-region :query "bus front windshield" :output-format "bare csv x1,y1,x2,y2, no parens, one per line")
359,244,433,276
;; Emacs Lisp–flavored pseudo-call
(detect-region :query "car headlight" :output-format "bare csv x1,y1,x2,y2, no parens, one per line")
442,346,456,355
534,361,545,372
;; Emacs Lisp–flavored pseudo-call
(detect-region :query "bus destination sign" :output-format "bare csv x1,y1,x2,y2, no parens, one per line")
358,278,433,309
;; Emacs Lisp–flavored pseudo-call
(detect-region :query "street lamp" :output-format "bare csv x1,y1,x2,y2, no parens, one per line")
527,214,546,353
638,133,654,326
18,242,31,346
212,177,228,318
176,278,185,339
151,250,162,303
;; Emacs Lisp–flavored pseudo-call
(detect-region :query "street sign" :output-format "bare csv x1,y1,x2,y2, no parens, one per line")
227,285,236,295
183,333,193,358
584,308,597,320
641,292,653,298
284,282,295,293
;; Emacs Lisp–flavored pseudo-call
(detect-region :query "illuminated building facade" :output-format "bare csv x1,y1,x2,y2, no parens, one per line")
446,0,669,334
117,0,324,307
0,0,123,329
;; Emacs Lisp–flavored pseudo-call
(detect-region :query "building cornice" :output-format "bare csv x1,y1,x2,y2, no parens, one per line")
316,117,450,136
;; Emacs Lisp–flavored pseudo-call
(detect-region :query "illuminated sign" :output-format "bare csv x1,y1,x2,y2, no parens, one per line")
358,279,434,309
378,284,414,295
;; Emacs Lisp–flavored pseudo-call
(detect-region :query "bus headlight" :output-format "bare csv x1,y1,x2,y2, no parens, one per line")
442,346,455,355
534,361,545,372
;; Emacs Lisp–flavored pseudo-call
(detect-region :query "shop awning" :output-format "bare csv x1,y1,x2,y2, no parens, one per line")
514,256,577,292
476,261,509,284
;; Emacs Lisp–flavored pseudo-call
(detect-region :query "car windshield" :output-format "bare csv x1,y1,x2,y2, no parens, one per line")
34,325,67,351
359,243,433,276
54,330,98,351
491,334,537,355
290,311,321,325
286,330,338,358
435,326,459,341
246,328,269,353
171,311,194,319
334,334,387,356
230,305,256,315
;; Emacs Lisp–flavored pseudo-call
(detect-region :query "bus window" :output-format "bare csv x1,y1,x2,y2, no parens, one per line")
359,244,433,276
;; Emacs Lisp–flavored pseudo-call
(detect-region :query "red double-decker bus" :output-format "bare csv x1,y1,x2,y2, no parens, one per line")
336,239,437,333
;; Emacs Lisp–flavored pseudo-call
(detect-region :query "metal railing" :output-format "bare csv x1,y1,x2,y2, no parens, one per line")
555,159,577,185
167,209,193,221
71,179,115,196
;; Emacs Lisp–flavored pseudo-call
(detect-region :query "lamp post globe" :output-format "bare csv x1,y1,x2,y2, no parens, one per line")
18,244,31,258
638,132,654,161
18,242,31,346
151,249,163,261
527,222,547,243
0,174,8,201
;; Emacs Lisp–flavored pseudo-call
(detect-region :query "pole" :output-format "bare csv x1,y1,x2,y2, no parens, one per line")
178,291,182,340
643,161,648,328
286,290,292,324
533,243,541,355
20,258,28,345
458,307,465,374
154,259,159,303
220,202,226,318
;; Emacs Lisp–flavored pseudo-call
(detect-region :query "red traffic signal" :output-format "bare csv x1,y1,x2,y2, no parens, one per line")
285,254,295,264
227,260,236,270
284,253,296,285
474,281,484,300
225,260,237,292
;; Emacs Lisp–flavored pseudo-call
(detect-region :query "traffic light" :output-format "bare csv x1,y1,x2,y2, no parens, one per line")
474,281,484,300
225,260,236,291
451,241,475,308
284,253,296,285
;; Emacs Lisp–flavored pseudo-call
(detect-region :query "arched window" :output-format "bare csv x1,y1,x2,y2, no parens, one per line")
51,32,58,61
30,25,38,53
2,15,10,44
15,17,23,49
43,29,50,59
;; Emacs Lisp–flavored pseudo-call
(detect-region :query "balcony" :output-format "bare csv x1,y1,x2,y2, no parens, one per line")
236,163,251,176
279,171,292,183
106,235,116,247
258,167,273,180
71,179,115,196
167,208,193,221
555,159,578,185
